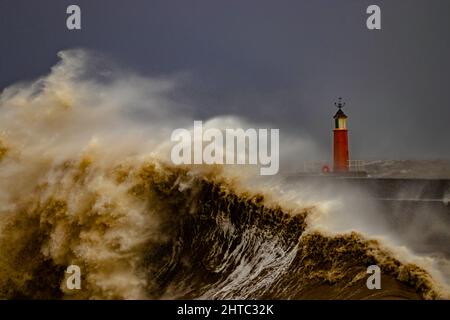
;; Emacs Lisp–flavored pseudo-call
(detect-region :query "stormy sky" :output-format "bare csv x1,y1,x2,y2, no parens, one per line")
1,0,450,162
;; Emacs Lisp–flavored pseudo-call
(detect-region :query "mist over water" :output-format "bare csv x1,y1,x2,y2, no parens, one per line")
0,50,448,299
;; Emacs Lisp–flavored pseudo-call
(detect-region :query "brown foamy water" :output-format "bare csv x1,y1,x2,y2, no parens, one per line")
0,50,448,300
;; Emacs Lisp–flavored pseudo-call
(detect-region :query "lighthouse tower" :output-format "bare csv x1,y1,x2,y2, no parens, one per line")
333,98,349,173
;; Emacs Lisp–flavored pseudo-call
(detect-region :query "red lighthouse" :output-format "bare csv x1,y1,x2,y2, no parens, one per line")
333,98,349,172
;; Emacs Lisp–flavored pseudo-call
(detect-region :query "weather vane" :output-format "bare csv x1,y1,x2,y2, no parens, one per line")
334,97,346,109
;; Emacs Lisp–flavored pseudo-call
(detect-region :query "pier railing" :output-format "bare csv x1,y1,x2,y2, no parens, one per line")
302,160,366,173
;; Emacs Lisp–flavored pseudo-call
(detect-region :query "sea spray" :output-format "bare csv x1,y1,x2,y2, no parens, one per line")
0,49,448,300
